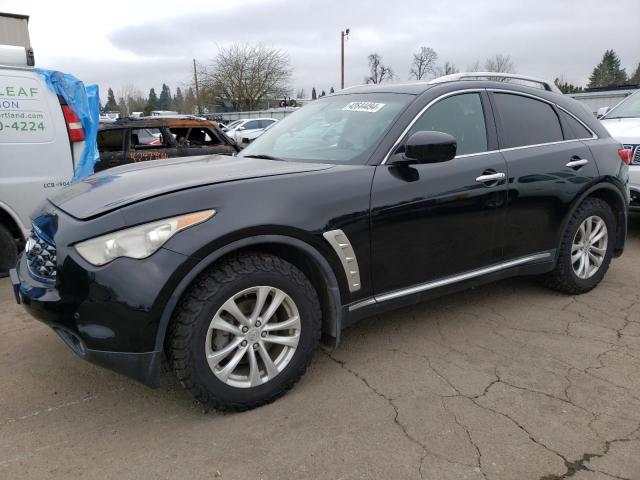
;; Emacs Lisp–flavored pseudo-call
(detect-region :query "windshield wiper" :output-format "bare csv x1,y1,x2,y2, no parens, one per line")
242,154,284,161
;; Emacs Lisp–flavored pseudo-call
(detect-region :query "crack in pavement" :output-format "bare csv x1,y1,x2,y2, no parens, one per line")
322,350,481,479
538,426,640,480
325,334,640,480
441,397,488,480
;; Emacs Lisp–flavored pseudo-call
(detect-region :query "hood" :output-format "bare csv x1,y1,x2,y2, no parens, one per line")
50,154,333,219
600,117,640,144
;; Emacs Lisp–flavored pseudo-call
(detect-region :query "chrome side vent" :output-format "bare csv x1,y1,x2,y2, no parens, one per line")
323,229,362,292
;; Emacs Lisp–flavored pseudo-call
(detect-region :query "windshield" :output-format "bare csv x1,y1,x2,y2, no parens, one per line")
240,93,414,164
605,91,640,119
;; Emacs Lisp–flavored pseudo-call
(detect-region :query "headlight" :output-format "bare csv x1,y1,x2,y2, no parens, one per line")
75,210,215,266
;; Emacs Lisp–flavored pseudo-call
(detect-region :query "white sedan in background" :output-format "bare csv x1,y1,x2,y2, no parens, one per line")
600,90,640,209
224,118,277,142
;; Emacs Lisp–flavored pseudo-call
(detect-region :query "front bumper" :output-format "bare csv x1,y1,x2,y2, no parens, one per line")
11,241,197,387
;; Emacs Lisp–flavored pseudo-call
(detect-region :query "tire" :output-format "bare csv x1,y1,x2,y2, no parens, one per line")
0,224,18,278
540,197,615,294
167,252,322,411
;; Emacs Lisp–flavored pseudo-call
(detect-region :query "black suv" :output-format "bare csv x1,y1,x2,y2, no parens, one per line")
11,74,630,411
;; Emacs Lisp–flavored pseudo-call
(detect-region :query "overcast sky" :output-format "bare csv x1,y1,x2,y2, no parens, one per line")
4,0,640,100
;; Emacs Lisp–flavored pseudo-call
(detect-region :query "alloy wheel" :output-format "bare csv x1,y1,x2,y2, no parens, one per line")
571,215,608,280
205,286,301,388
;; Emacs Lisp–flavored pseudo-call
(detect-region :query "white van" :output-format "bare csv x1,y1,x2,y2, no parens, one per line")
0,13,86,275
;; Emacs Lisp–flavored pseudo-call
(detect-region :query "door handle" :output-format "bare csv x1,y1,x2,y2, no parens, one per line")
566,158,589,168
475,172,506,183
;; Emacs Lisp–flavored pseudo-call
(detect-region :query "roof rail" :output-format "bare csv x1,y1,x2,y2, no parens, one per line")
428,72,562,94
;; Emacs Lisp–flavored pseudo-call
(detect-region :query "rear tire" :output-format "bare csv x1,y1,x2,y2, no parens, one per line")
0,224,18,278
167,252,322,411
540,198,615,294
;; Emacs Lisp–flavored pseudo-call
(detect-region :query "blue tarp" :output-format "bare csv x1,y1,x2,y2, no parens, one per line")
35,69,100,181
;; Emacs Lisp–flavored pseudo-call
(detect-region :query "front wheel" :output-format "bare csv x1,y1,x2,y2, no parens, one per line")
168,252,322,411
541,198,615,294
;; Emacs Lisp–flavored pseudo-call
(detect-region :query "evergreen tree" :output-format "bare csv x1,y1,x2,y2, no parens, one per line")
329,87,335,94
311,87,317,100
158,83,172,110
173,87,185,113
104,88,118,111
554,78,583,94
184,87,197,114
628,63,640,85
320,90,326,97
588,50,627,88
144,88,159,116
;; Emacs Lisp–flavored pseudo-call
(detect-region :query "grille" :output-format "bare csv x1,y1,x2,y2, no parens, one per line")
623,144,640,165
25,229,57,281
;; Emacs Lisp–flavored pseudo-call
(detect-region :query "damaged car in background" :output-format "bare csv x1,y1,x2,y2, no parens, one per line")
96,116,239,171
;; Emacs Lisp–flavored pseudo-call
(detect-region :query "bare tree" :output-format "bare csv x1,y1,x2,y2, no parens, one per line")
484,54,515,73
467,60,481,72
435,61,459,77
118,83,145,114
365,53,394,84
409,46,438,80
202,44,292,111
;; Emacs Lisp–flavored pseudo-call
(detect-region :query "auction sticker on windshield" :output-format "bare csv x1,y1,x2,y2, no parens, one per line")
342,102,385,113
0,75,52,144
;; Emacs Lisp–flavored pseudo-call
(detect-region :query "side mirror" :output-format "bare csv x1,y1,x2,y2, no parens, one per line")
397,131,457,164
237,126,245,131
596,106,610,119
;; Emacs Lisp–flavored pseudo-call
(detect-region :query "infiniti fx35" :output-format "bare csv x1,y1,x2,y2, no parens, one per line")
11,75,630,410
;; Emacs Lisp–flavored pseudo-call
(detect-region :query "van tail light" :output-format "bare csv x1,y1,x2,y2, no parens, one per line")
618,148,632,165
61,105,85,142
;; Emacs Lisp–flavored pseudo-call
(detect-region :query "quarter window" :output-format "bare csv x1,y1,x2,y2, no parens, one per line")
407,93,487,156
559,110,593,140
494,93,563,148
97,129,124,152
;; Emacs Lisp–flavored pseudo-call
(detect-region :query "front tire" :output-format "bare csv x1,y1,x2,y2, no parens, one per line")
0,224,18,278
168,252,322,411
541,198,615,294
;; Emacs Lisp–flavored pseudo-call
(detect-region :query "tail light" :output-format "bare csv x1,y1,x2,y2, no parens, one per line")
61,105,85,142
618,148,632,165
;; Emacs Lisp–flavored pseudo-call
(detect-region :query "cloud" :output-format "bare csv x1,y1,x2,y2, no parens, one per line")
15,0,640,97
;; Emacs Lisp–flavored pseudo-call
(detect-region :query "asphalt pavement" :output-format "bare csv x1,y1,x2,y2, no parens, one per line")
1,213,639,480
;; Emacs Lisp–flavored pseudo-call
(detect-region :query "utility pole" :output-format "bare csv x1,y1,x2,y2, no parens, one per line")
193,58,201,114
341,28,350,90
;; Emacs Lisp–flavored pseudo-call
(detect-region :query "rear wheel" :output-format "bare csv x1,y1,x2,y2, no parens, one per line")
0,224,18,278
168,252,322,411
541,198,615,294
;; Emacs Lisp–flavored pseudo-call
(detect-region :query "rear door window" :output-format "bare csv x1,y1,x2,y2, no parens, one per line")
130,128,168,149
494,93,563,148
